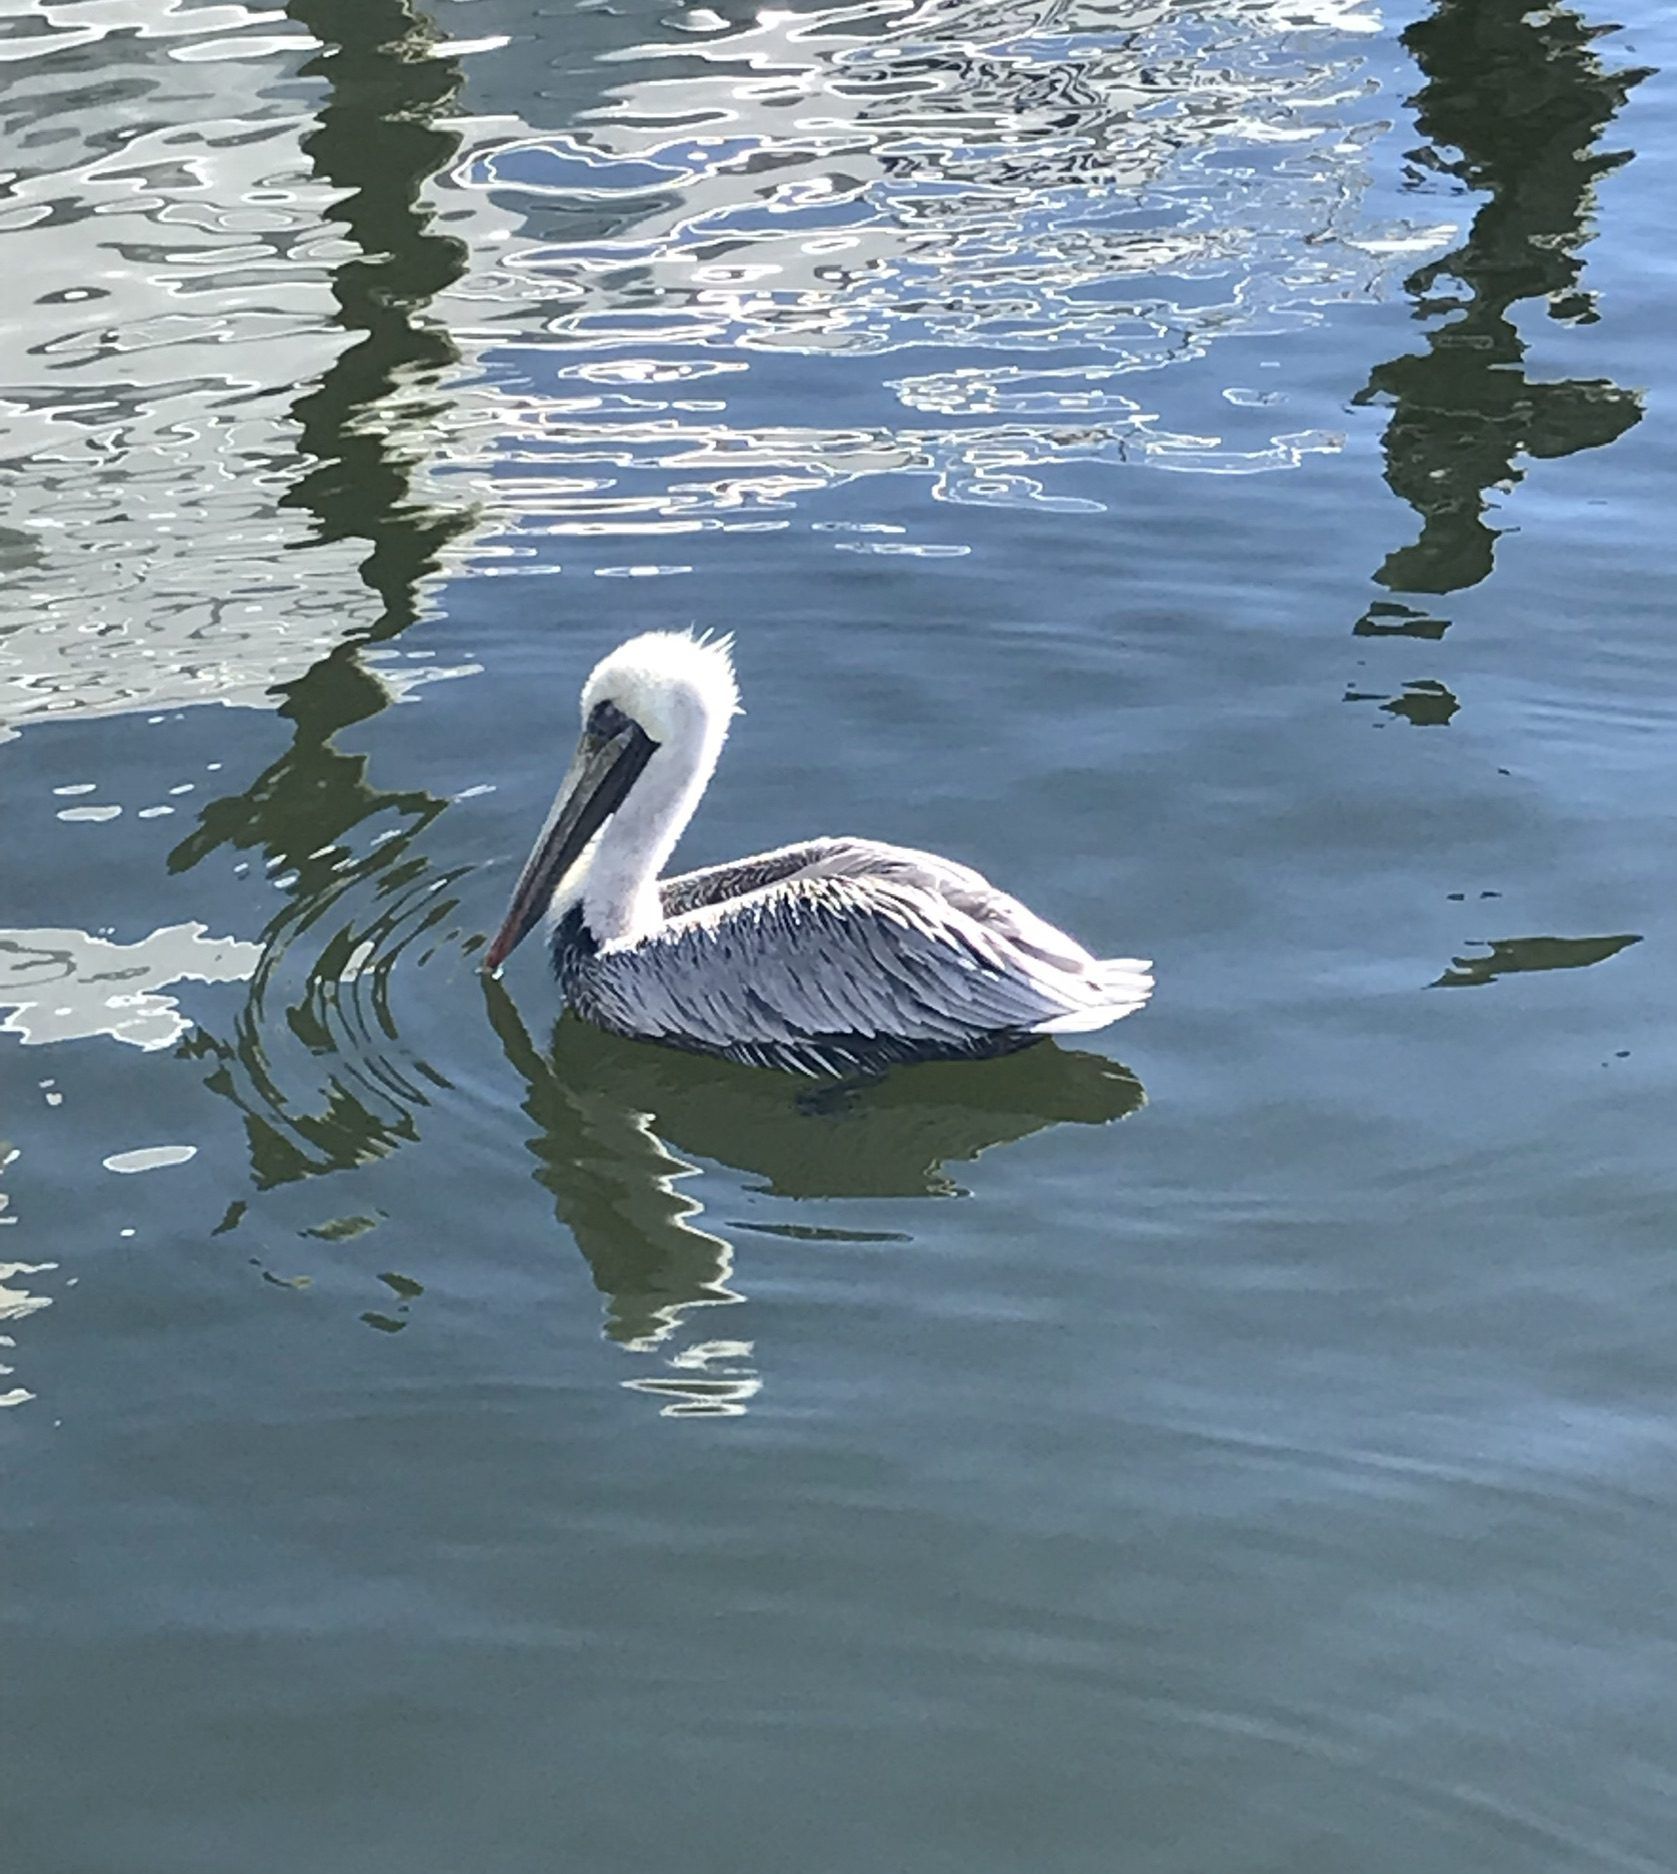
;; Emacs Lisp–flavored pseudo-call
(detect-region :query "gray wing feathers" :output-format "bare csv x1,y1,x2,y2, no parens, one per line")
589,838,1151,1071
798,838,1096,973
658,842,835,918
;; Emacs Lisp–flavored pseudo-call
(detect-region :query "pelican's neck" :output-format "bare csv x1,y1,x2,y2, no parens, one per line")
572,717,722,945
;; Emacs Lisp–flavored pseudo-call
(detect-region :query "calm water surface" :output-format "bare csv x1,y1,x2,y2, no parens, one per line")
4,1,1675,1868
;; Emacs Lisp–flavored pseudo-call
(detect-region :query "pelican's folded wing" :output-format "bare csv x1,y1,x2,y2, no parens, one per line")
590,862,1151,1075
658,841,839,918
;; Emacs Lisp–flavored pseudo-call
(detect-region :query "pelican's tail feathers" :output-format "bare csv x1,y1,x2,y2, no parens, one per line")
1030,957,1154,1035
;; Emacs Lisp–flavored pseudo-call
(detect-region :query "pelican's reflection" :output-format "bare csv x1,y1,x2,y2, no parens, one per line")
486,984,1144,1417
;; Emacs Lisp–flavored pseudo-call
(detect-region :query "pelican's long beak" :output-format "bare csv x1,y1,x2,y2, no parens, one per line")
484,717,658,971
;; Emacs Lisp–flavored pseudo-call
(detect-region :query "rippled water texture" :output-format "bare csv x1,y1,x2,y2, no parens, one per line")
4,1,1676,1869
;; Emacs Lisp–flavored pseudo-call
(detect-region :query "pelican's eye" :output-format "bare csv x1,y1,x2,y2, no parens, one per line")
586,698,642,744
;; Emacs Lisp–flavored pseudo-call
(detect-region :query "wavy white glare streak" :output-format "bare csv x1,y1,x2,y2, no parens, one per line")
0,1142,51,1410
0,923,261,1051
434,0,1427,536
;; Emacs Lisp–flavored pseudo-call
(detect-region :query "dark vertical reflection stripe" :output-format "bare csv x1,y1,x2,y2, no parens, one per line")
1358,1,1649,598
175,0,472,881
170,3,482,1197
282,0,474,636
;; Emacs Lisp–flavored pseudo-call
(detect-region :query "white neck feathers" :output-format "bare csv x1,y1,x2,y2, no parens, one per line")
580,723,723,943
550,630,738,947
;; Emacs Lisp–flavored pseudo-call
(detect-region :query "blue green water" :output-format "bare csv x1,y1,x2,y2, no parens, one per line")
4,2,1675,1867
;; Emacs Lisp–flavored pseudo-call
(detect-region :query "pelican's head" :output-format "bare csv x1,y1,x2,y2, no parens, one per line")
577,628,739,749
485,631,739,970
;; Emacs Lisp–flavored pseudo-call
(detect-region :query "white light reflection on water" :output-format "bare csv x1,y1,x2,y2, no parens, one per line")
0,0,1439,725
0,922,261,1051
101,1144,201,1173
436,0,1435,544
0,1141,52,1409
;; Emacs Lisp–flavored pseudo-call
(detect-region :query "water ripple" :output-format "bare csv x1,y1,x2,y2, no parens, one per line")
189,812,473,1191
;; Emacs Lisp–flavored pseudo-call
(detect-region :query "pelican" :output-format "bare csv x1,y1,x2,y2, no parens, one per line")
484,632,1152,1076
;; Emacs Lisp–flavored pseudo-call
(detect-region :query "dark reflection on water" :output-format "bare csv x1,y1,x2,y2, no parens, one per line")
1353,598,1451,641
164,1,482,1192
1343,675,1460,726
174,0,476,872
487,981,1143,1413
282,0,476,629
1431,932,1643,989
1358,0,1648,599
